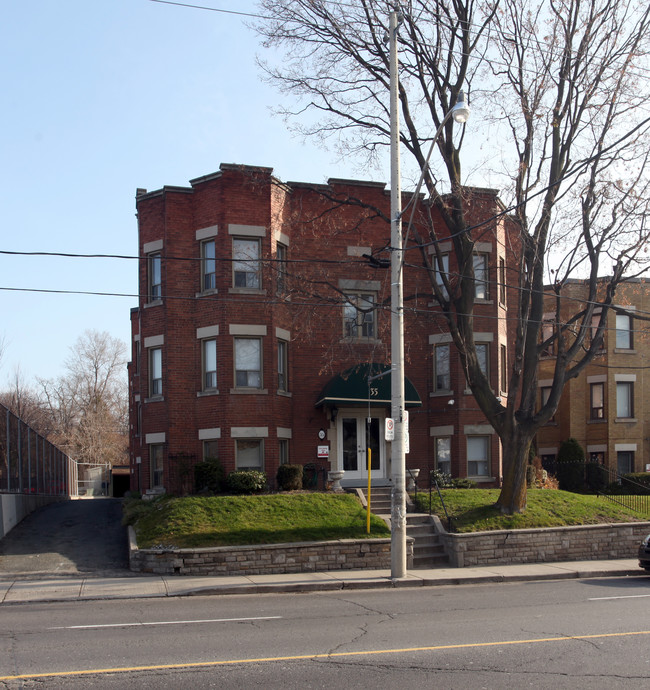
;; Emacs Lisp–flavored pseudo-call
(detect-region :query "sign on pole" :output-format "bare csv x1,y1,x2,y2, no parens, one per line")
385,417,394,441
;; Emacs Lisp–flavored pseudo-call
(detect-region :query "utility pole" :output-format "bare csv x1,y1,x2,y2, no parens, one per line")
389,8,407,579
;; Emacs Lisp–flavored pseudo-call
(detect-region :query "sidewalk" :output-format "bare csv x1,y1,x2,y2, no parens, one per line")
0,559,644,604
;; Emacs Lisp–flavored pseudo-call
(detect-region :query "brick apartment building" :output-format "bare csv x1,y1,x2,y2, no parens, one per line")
128,163,515,495
536,279,650,476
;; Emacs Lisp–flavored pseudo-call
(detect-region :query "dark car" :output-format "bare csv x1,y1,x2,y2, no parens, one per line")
639,534,650,571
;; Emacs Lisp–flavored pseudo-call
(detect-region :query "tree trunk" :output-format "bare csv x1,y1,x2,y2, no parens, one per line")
496,429,533,514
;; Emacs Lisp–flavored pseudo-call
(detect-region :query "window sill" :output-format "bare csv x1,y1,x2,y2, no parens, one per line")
230,388,269,395
468,476,495,483
474,298,493,305
615,417,637,423
196,289,218,298
587,418,606,424
339,337,382,345
144,396,164,403
430,391,454,398
614,348,636,354
197,390,219,397
228,287,266,295
144,300,163,309
277,390,292,398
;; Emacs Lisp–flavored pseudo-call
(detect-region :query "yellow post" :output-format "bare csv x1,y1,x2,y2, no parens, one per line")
367,448,372,533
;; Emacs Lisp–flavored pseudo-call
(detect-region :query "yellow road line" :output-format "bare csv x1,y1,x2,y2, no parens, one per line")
2,630,649,681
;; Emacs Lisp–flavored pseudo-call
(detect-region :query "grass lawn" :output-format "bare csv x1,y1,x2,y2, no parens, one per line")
412,488,649,533
124,493,391,549
124,489,649,549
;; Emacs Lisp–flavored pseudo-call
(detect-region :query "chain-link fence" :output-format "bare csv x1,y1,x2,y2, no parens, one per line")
0,402,74,496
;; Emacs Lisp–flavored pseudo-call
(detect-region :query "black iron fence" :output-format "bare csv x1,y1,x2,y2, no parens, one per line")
0,402,74,496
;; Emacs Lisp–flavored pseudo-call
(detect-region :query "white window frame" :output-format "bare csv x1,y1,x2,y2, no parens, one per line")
590,382,604,420
435,437,451,475
616,381,634,418
234,337,263,389
277,339,288,392
434,343,451,392
201,238,217,292
233,237,261,289
343,292,376,339
202,338,218,391
615,313,633,350
473,253,489,300
434,253,450,300
467,436,490,477
235,438,264,470
149,347,162,397
150,444,164,488
148,252,162,301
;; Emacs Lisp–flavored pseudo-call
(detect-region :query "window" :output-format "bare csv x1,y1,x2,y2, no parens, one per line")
589,451,604,465
203,440,219,462
476,343,489,377
235,337,262,388
134,340,141,375
500,344,507,392
236,439,264,470
467,436,489,477
343,293,376,339
202,339,217,391
615,313,633,349
279,439,289,466
149,347,162,397
277,339,288,392
148,253,162,301
540,386,554,422
276,243,288,294
135,402,142,438
434,344,451,391
541,320,555,357
499,256,506,305
616,382,633,418
434,253,449,300
473,254,488,300
617,451,633,475
435,437,451,475
590,382,604,419
201,239,216,291
590,312,605,350
150,444,164,488
233,238,261,288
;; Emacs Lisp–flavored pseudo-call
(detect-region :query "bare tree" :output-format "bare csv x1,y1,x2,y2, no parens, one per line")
256,0,650,512
0,366,52,435
39,330,128,467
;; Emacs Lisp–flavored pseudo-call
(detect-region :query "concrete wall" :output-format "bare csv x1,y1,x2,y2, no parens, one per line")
441,521,650,568
0,494,65,539
128,527,412,576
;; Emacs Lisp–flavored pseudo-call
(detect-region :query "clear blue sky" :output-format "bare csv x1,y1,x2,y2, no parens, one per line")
0,0,390,385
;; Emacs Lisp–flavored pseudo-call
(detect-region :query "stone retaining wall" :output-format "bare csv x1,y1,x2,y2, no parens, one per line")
128,527,412,575
441,521,650,568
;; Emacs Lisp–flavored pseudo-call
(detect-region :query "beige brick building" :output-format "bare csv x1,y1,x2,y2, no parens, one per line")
536,279,650,476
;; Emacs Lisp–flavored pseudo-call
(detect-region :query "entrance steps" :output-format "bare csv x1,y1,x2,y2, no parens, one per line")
355,487,450,568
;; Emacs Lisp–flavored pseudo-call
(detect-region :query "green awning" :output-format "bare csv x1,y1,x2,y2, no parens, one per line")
315,363,422,408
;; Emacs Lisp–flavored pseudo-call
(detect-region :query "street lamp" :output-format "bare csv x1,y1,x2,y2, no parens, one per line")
388,10,470,579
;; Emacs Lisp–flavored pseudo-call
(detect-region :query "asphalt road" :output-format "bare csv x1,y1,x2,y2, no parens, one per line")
0,498,129,577
1,576,649,687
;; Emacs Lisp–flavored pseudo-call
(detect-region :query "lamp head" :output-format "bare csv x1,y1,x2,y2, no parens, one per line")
451,91,470,124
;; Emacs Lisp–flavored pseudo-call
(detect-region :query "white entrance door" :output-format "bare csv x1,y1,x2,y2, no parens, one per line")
339,413,385,481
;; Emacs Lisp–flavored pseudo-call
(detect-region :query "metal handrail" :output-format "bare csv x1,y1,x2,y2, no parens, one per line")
429,471,454,532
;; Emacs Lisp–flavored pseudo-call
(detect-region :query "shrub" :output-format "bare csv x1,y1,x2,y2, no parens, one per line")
226,470,267,494
276,464,304,491
526,464,537,488
194,457,226,494
431,469,453,488
585,462,608,493
556,438,586,492
622,473,650,494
